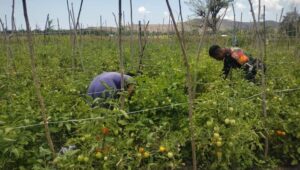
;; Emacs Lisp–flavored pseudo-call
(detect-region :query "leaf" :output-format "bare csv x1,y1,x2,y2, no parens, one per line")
65,123,71,131
297,147,300,154
291,159,298,166
11,148,20,158
126,138,134,145
3,138,16,142
120,110,129,119
0,120,5,125
4,127,13,134
118,120,128,126
39,146,52,156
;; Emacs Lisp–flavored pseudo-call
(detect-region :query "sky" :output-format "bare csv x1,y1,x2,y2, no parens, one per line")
0,0,299,30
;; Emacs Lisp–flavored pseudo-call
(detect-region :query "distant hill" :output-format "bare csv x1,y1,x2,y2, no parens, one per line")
184,18,279,31
85,18,279,33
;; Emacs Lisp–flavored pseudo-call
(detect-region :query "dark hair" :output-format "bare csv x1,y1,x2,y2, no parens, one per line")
209,45,221,57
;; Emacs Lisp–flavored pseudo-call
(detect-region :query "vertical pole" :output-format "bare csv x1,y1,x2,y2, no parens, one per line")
258,0,261,23
240,12,243,33
178,0,185,46
262,5,268,158
166,1,197,170
11,0,16,33
138,21,142,72
21,0,56,158
232,3,237,46
118,0,125,109
130,0,134,69
248,0,268,159
100,15,103,39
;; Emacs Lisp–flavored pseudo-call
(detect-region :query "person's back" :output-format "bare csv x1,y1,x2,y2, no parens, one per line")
87,72,132,99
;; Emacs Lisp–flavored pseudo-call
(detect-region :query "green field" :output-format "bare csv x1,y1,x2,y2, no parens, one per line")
0,34,300,169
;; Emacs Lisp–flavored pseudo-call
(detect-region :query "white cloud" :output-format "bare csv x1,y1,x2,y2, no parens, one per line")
138,6,146,13
138,6,150,14
252,0,282,10
164,11,169,17
290,0,300,5
236,2,246,9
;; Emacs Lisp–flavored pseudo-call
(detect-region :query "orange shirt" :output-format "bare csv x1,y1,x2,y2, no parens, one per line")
230,47,249,65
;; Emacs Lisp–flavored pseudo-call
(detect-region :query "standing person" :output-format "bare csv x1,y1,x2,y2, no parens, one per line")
208,45,265,81
87,72,136,99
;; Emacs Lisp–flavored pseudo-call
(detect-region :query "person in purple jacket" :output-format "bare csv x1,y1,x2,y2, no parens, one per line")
87,72,136,99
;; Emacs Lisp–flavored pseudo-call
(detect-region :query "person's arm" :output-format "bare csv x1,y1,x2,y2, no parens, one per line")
222,54,232,79
222,64,231,79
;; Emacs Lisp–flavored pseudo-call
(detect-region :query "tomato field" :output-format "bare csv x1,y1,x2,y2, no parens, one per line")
0,32,299,169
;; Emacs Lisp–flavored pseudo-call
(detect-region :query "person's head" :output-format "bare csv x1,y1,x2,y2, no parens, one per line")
209,45,226,60
124,76,136,96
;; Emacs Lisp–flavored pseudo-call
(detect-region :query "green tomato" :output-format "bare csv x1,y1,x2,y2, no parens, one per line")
213,133,220,139
167,152,174,158
206,121,213,127
95,152,103,159
80,137,86,142
230,119,236,125
77,155,84,162
84,134,91,139
214,127,220,132
216,141,222,147
224,118,230,125
83,157,89,162
137,153,142,158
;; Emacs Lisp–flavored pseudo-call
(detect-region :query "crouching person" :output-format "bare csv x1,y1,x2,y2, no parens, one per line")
87,72,136,107
208,45,266,82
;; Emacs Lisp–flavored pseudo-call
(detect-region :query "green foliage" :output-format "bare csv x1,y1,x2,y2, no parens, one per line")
0,35,299,169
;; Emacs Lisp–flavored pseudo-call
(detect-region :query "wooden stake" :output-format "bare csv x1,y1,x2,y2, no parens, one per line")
248,0,268,158
118,0,125,109
166,1,197,169
130,0,134,69
21,0,56,158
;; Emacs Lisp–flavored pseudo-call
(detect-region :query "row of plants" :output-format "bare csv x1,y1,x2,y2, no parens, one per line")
0,35,299,169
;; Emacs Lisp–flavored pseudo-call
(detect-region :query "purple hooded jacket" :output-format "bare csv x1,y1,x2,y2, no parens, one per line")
87,72,132,99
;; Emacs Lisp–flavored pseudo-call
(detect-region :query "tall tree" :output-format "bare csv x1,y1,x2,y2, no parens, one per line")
280,9,300,37
186,0,232,33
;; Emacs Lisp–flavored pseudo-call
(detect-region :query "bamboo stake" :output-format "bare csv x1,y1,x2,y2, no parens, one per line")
112,12,118,27
100,15,103,40
130,0,134,69
11,0,16,33
248,0,268,158
5,15,8,31
57,18,60,31
193,0,210,98
232,3,237,46
75,0,84,29
21,0,56,158
279,8,284,23
69,0,84,72
43,14,49,44
0,18,16,73
178,0,185,48
118,0,125,109
123,10,126,31
240,12,243,32
138,21,142,72
262,5,268,158
258,0,261,23
165,1,197,169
